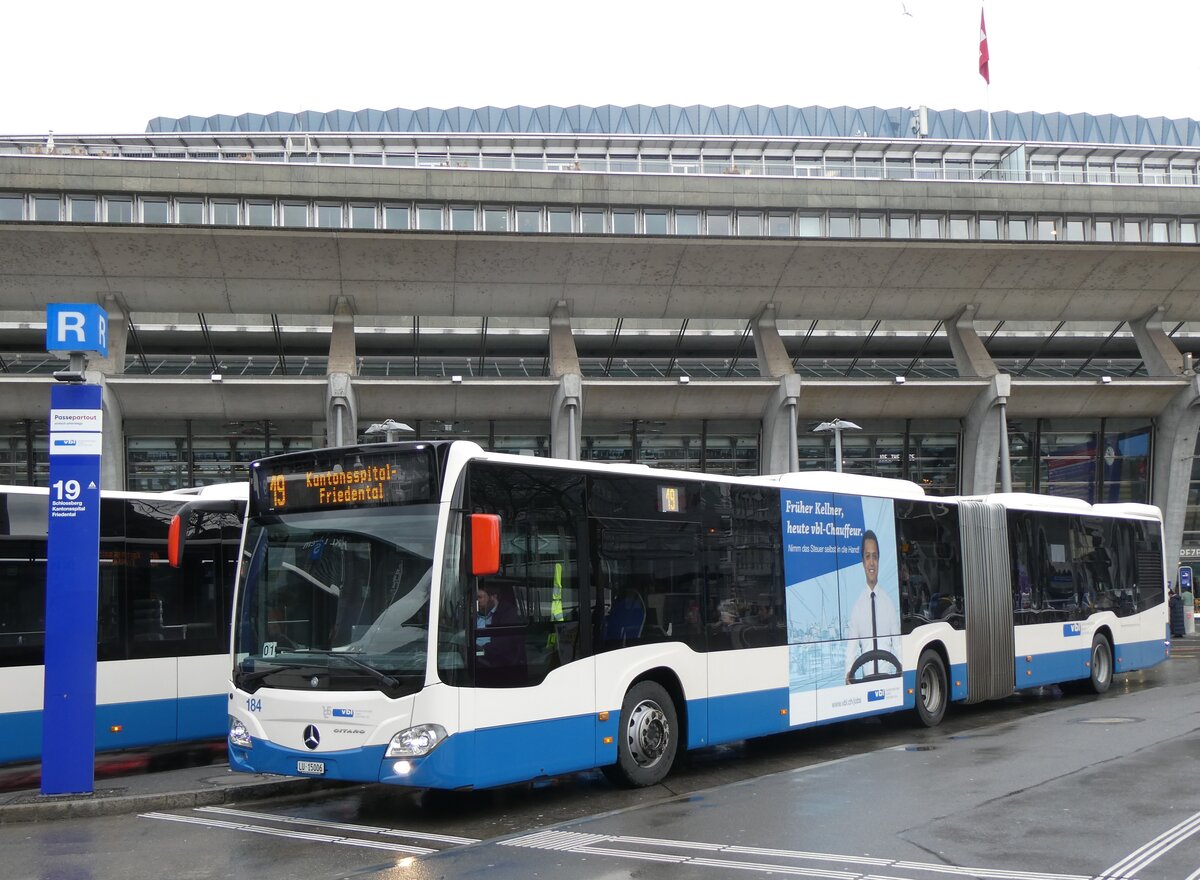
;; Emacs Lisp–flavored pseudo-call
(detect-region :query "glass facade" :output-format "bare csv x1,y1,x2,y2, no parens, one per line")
1004,418,1151,503
124,420,317,491
582,419,759,475
0,420,47,486
797,421,960,496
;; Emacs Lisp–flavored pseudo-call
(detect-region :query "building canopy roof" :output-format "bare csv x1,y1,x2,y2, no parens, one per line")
146,104,1200,147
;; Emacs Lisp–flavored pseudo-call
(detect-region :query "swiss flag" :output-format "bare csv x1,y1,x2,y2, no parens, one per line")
979,9,990,84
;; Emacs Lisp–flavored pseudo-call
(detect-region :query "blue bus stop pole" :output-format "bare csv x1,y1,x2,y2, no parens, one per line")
41,304,107,796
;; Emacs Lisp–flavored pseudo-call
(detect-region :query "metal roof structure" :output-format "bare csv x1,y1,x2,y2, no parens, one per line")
146,105,1200,147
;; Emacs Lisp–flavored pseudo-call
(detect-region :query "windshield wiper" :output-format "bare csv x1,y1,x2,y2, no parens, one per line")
235,661,306,687
289,648,400,688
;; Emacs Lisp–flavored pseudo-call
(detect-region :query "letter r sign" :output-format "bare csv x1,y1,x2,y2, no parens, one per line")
46,303,109,357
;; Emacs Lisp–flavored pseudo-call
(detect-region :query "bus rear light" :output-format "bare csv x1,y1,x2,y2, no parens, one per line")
167,515,182,567
386,723,446,758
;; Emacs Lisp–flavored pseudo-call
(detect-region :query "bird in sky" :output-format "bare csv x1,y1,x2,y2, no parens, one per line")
901,2,913,15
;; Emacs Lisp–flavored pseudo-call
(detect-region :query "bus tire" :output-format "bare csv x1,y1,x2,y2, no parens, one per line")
602,681,679,788
1085,634,1113,695
913,649,948,728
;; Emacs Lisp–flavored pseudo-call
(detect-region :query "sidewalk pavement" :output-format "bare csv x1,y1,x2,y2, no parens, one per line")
0,762,353,824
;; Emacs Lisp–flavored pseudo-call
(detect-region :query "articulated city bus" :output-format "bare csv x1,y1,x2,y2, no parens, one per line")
0,483,245,765
207,441,1167,790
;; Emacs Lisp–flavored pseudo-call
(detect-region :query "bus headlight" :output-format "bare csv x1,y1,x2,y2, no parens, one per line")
385,724,446,757
229,717,252,748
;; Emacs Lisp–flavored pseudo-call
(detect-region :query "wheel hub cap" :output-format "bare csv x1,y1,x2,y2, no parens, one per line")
627,700,669,767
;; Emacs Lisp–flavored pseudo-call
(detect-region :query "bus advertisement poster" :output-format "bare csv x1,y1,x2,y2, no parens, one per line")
782,490,904,723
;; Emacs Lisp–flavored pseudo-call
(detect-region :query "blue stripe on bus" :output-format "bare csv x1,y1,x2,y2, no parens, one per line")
230,637,1172,789
1015,637,1167,689
707,689,791,743
232,712,602,790
0,694,226,765
1116,637,1170,672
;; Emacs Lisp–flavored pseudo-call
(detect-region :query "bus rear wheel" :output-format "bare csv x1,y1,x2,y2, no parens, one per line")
913,649,947,728
1085,634,1113,695
603,681,678,788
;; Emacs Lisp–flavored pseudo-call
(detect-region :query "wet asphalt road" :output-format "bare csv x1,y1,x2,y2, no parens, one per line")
5,643,1199,880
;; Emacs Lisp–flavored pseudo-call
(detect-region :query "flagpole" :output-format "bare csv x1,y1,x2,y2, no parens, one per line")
979,3,992,141
987,86,992,141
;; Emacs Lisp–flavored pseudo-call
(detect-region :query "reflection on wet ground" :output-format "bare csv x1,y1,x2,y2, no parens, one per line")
0,741,225,794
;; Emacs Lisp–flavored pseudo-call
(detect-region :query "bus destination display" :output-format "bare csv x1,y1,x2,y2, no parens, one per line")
253,448,436,514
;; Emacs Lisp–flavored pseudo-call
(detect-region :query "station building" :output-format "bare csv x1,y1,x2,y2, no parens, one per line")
1,104,1200,574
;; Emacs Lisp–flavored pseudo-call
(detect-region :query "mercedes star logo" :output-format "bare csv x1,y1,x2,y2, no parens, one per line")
302,725,320,750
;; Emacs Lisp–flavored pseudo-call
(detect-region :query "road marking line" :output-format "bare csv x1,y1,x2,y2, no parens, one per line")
727,845,891,866
501,829,1096,880
891,860,1092,880
138,811,433,854
195,805,478,845
1100,808,1200,877
687,856,857,877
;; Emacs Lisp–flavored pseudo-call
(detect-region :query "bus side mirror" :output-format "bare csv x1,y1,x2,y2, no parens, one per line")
168,498,245,568
471,513,501,576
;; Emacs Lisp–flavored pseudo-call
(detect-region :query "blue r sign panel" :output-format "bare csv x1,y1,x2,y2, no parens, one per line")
41,383,103,795
46,303,108,357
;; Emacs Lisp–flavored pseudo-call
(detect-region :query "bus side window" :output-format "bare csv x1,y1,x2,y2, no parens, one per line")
466,462,584,688
0,492,48,668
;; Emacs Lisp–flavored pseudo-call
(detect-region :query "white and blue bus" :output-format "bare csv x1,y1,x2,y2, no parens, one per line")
0,483,245,765
208,441,1167,790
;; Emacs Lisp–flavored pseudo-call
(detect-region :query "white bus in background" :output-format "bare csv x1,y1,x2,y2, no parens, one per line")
202,442,1166,790
0,483,246,765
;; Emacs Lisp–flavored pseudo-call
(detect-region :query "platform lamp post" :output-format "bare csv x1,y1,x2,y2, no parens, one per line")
364,419,414,443
812,418,862,473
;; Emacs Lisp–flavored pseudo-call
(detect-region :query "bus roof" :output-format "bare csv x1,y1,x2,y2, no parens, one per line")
961,492,1163,520
761,471,927,499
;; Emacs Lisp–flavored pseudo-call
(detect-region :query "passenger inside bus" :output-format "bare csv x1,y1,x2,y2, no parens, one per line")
475,582,526,683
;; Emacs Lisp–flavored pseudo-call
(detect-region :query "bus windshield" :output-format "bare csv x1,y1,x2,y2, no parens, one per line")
233,504,438,695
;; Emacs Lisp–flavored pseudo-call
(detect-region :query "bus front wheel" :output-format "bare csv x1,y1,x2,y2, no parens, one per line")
603,681,679,788
913,649,948,728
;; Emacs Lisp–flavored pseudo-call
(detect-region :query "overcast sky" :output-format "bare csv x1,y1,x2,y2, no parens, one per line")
7,0,1198,134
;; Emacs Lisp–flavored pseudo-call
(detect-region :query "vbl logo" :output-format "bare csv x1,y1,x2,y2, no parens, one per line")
867,689,886,702
1063,623,1082,637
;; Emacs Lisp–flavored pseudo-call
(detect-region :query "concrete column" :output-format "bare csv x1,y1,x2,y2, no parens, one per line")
945,304,998,378
1130,305,1185,377
83,370,125,490
326,373,358,447
752,304,795,378
550,373,582,460
89,295,128,376
960,374,1011,495
548,301,580,376
328,297,357,375
326,297,358,446
1152,376,1200,575
760,374,802,474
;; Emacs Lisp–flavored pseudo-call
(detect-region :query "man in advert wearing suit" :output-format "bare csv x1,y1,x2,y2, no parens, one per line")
844,530,901,684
